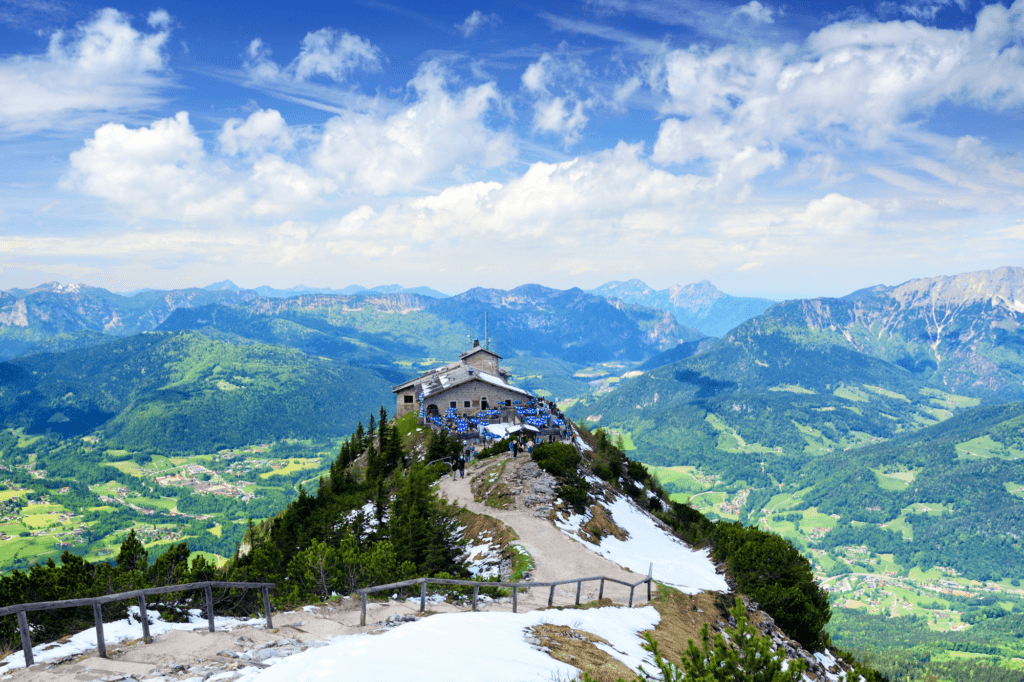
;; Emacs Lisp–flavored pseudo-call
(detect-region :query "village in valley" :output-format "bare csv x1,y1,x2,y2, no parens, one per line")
0,431,335,571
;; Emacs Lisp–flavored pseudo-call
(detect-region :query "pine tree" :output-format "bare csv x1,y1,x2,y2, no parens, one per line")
116,529,149,573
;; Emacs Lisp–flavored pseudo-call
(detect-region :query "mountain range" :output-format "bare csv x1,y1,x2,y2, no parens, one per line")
590,279,777,337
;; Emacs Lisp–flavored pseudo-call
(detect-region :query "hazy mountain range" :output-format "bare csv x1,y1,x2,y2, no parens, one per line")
590,279,777,337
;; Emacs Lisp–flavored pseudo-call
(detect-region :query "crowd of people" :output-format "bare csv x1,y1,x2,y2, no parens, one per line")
424,398,569,442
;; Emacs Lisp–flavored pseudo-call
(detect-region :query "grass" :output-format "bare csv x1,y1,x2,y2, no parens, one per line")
834,385,869,402
1005,482,1024,500
106,460,147,477
872,468,915,491
956,435,1024,460
862,384,910,402
769,384,816,394
0,490,28,502
258,458,321,479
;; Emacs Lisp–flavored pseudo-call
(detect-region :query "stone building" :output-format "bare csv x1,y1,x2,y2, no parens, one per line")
393,341,532,419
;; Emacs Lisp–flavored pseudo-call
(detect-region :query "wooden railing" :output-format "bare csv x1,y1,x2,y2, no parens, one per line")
0,581,275,667
355,564,654,626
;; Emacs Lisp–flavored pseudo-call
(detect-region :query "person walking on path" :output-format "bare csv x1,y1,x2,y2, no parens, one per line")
509,439,517,458
458,455,466,479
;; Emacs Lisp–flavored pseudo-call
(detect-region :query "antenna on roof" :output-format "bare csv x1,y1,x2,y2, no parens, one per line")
485,311,489,350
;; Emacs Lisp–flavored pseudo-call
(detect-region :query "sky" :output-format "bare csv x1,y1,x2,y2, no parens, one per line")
0,0,1022,299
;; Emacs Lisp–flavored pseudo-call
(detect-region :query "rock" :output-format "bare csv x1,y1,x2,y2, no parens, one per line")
216,651,238,659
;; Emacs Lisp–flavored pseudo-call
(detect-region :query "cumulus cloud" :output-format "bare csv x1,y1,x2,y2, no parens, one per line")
731,1,774,23
0,7,171,134
521,50,591,147
65,111,331,220
245,28,383,84
317,142,703,257
219,108,294,155
649,0,1024,189
456,10,500,37
312,60,514,194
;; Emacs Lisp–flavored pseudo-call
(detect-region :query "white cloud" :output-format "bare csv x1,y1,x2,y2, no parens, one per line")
244,28,382,84
648,1,1024,189
532,97,588,144
0,8,171,134
320,142,703,253
219,108,294,155
147,9,171,29
456,10,500,38
520,51,591,147
732,1,774,24
65,111,332,221
312,61,514,195
652,117,784,190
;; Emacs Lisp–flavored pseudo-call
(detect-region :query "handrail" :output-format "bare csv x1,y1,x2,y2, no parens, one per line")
3,580,275,668
354,564,655,626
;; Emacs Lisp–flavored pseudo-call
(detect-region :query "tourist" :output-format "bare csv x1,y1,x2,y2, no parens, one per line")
459,455,465,479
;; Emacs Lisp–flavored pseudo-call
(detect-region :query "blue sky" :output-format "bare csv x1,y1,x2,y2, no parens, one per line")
1,0,1022,298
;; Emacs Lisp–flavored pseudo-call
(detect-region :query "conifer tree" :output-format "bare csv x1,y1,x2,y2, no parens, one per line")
116,529,149,573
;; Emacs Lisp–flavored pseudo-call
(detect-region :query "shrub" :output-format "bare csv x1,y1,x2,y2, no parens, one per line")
587,597,807,682
531,442,581,477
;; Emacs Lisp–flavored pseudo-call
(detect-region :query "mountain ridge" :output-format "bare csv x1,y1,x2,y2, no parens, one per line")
590,279,777,337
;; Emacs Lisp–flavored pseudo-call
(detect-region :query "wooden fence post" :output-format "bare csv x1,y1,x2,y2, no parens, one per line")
420,579,427,613
599,578,605,601
205,585,215,632
628,586,635,608
137,595,152,644
575,581,581,606
360,593,367,627
548,584,555,607
262,587,273,629
472,585,479,612
16,609,33,667
512,585,518,613
93,602,107,659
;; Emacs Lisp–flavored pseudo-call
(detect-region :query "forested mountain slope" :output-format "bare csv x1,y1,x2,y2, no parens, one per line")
0,331,395,452
1,283,699,366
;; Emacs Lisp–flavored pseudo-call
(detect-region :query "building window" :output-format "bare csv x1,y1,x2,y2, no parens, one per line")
464,400,471,408
481,397,489,409
450,401,457,409
404,395,414,404
505,399,512,406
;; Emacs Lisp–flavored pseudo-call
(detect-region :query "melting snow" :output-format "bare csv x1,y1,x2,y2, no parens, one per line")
238,606,660,682
0,607,264,671
554,495,728,594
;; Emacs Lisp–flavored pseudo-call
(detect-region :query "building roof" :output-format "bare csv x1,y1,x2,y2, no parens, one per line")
460,345,502,361
418,365,531,400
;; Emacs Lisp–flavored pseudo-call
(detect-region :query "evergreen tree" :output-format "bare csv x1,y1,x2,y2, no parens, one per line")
116,528,149,573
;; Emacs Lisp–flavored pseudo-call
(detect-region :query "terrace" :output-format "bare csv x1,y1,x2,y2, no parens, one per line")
420,398,570,443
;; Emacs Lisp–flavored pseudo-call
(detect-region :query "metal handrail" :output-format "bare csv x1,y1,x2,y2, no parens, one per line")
355,564,655,626
4,580,275,667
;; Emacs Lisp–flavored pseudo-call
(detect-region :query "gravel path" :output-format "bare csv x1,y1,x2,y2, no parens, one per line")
438,453,649,609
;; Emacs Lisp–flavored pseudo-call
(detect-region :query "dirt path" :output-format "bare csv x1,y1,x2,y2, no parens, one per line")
439,453,649,609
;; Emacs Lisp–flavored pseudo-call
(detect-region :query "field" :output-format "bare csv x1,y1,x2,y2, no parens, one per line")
0,432,343,574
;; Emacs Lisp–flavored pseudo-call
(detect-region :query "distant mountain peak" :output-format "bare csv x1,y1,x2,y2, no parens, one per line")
204,280,242,292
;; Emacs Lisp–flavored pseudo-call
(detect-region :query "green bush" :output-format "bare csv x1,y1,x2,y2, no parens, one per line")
588,597,807,682
531,442,581,477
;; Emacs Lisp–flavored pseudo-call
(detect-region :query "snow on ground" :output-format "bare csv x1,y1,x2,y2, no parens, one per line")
0,607,264,671
238,606,660,682
554,495,728,594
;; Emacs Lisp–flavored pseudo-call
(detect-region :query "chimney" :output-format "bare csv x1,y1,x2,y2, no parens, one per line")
473,339,480,347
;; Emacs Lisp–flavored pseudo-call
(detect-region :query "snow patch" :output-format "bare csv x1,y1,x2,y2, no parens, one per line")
555,496,728,594
0,607,264,671
238,606,659,682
